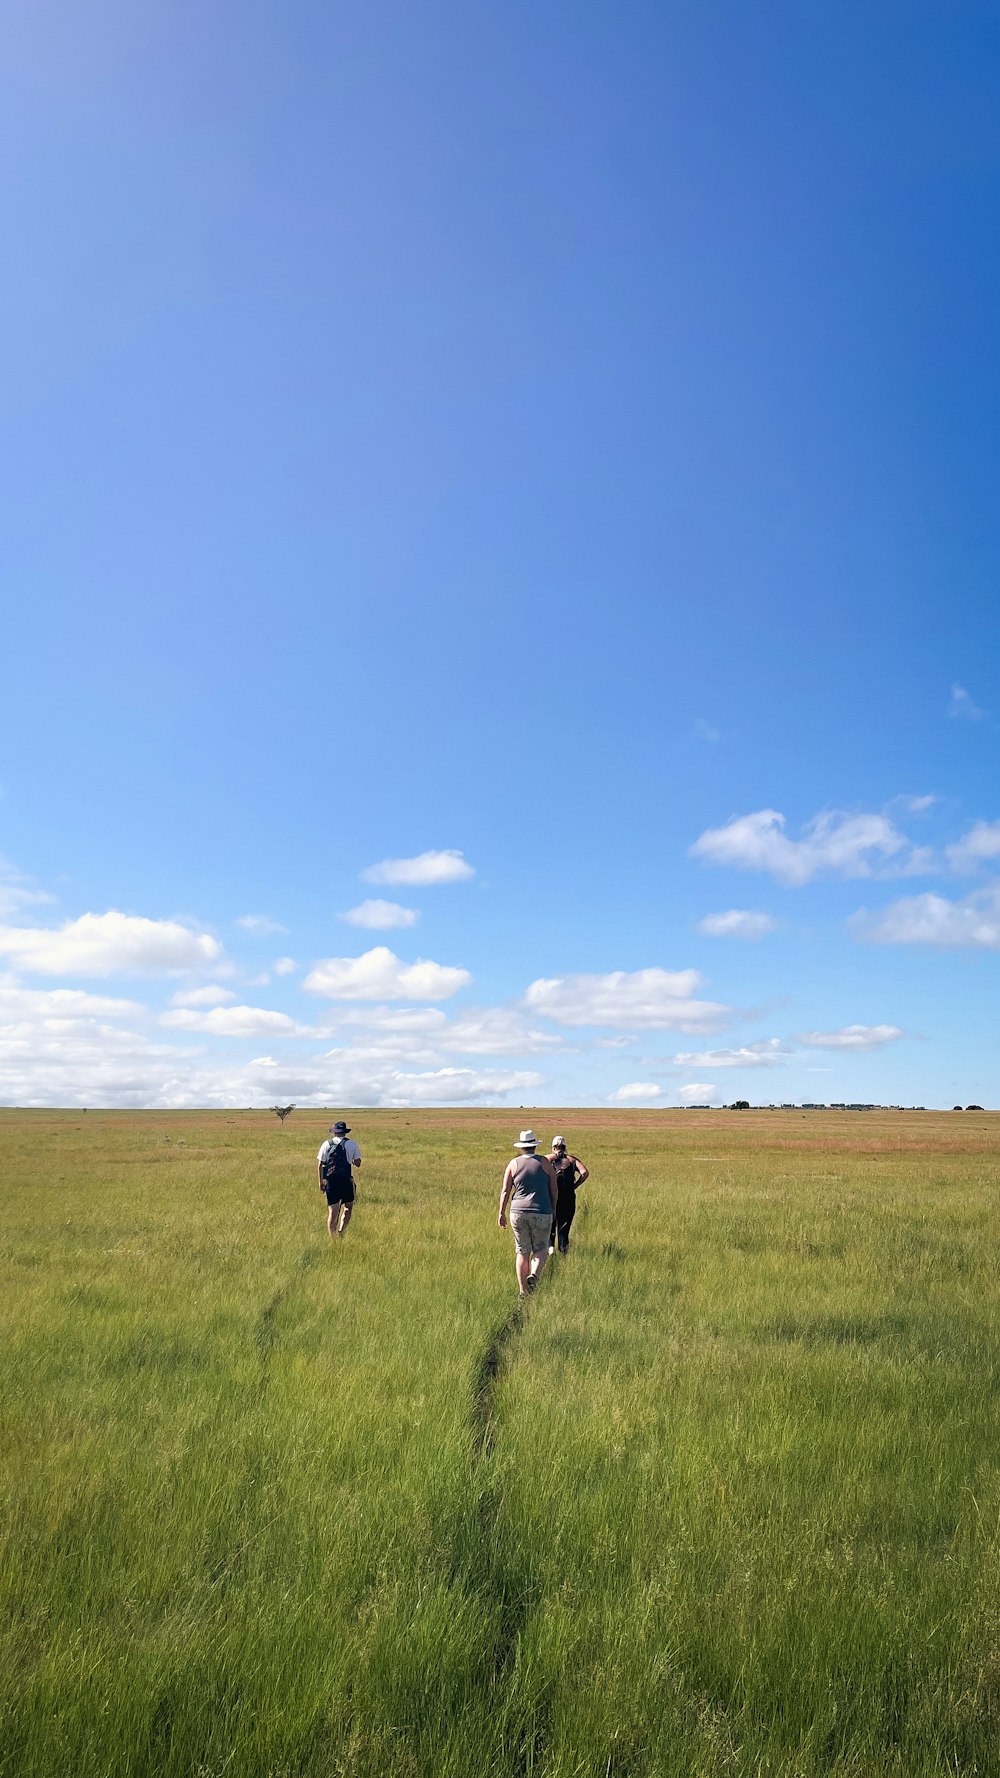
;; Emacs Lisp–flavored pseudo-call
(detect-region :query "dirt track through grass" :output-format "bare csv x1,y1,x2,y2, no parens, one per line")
468,1296,550,1776
4,1106,1000,1776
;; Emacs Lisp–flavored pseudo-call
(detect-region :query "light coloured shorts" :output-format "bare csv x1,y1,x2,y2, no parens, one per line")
509,1210,552,1256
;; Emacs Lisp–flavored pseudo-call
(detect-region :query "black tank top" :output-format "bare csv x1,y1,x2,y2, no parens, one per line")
552,1153,578,1196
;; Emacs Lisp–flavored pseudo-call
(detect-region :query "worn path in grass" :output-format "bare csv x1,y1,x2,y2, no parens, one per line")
468,1296,548,1775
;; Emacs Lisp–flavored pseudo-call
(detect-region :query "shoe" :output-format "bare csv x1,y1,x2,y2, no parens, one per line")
548,1245,555,1256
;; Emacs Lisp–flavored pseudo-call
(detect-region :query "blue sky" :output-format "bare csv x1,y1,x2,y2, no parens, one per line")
1,0,999,1109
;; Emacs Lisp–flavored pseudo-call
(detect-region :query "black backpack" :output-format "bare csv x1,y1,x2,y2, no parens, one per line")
321,1138,352,1192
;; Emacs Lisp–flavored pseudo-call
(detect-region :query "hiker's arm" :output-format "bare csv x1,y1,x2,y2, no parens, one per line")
498,1162,515,1227
575,1159,589,1186
544,1156,558,1214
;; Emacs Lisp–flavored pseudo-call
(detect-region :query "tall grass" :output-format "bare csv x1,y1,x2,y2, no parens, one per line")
2,1107,1000,1775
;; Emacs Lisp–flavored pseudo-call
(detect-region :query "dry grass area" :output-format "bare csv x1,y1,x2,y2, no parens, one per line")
3,1106,1000,1777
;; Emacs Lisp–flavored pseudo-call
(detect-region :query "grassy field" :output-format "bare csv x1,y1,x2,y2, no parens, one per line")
3,1106,1000,1777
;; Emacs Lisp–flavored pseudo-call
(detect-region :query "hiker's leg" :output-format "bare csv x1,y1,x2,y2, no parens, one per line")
338,1202,353,1236
516,1250,532,1293
326,1200,341,1238
529,1220,550,1281
558,1199,575,1253
529,1247,549,1281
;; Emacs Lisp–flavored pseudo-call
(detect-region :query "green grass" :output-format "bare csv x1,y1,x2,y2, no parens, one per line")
3,1106,1000,1776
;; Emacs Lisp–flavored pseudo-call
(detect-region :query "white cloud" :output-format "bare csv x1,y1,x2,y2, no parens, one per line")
236,914,288,936
691,808,914,886
0,990,189,1108
855,887,1000,950
0,982,143,1023
670,1039,790,1068
341,899,419,930
698,909,776,940
334,1004,563,1059
693,718,721,744
376,1066,542,1106
899,794,938,814
946,821,1000,873
273,956,296,975
303,945,470,1002
949,684,985,722
524,967,730,1033
0,912,221,977
607,1081,662,1102
361,849,474,886
678,1083,716,1105
0,990,540,1110
169,985,237,1008
161,1004,304,1037
0,858,56,919
796,1025,903,1051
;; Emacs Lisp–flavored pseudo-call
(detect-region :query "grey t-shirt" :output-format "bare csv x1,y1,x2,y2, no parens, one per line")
509,1154,553,1216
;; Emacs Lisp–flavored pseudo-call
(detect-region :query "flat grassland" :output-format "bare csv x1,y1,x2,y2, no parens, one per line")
3,1107,1000,1778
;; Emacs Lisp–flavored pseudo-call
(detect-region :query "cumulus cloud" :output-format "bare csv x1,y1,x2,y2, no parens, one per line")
607,1081,662,1102
670,1039,790,1068
678,1083,716,1105
273,957,296,975
855,887,1000,949
524,967,730,1033
303,945,470,1001
169,985,237,1008
242,1054,543,1109
341,899,419,930
334,1004,563,1059
0,982,542,1108
946,821,1000,873
690,808,914,886
362,849,474,886
161,1004,304,1037
0,992,187,1108
796,1025,903,1051
0,982,143,1023
236,914,288,936
949,684,985,722
376,1066,542,1106
698,909,776,940
0,912,221,977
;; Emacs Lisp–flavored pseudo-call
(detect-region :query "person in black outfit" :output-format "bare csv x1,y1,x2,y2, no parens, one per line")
547,1135,589,1254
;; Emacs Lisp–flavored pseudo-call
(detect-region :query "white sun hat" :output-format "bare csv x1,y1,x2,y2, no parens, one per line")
516,1129,537,1148
551,1135,566,1149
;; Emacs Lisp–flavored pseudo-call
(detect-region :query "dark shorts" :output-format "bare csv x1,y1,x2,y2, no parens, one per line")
323,1178,355,1206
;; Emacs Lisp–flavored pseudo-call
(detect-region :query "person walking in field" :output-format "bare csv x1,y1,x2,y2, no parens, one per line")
317,1120,362,1238
547,1135,589,1255
498,1130,558,1298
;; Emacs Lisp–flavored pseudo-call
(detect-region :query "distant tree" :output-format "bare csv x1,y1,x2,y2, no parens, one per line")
729,1100,751,1111
953,1105,963,1111
966,1104,984,1111
271,1104,296,1123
